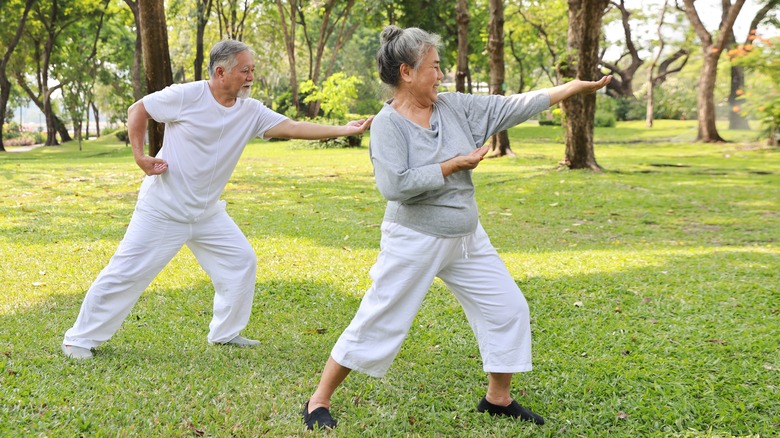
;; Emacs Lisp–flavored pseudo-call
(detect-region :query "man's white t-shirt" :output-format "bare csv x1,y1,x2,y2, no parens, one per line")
138,81,287,222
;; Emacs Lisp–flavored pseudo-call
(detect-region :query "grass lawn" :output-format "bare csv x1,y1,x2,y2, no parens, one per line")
1,120,778,436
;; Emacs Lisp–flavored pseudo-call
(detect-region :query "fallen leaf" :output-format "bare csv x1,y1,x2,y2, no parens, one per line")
707,339,728,345
616,411,629,420
574,301,583,307
31,282,46,287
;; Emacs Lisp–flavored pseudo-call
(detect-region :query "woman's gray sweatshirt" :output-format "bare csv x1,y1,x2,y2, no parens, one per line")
369,90,550,237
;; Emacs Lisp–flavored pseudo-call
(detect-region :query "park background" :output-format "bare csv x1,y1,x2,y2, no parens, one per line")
2,0,779,436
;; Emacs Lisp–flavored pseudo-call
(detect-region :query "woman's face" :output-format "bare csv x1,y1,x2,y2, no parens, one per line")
409,48,443,104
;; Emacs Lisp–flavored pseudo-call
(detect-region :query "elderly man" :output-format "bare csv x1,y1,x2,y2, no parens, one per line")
62,40,372,359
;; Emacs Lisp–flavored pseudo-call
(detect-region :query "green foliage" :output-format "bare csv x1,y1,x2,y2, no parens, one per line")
114,129,128,142
732,35,780,145
539,108,563,126
2,121,43,145
594,110,616,127
300,73,362,120
1,121,777,436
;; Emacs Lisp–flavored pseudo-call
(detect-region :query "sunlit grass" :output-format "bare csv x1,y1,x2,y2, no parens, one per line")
1,120,778,436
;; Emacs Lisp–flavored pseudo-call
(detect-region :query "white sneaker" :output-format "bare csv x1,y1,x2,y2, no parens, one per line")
62,344,93,360
220,335,260,347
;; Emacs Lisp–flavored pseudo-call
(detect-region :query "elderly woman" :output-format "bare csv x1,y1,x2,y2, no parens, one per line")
302,25,611,430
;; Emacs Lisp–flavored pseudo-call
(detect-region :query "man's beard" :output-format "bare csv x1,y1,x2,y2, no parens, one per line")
237,85,252,99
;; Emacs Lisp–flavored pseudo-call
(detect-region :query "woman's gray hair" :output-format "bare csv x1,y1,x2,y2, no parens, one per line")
208,40,255,78
376,25,441,87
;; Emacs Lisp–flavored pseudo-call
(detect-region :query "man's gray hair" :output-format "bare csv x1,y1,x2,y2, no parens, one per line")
376,25,441,88
208,40,255,78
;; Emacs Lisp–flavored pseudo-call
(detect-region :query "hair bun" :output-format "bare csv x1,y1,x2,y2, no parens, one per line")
380,25,403,45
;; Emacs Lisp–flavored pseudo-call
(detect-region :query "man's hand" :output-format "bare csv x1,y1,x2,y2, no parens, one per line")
441,145,489,177
135,155,168,175
343,115,375,136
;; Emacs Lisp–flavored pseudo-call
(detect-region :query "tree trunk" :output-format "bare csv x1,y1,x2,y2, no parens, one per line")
92,101,101,137
0,0,36,152
600,0,643,100
696,52,725,142
727,64,750,129
139,0,173,157
683,0,745,142
725,0,776,131
559,0,609,171
124,0,144,100
455,0,470,94
488,0,512,157
276,0,300,116
646,0,669,128
194,0,213,81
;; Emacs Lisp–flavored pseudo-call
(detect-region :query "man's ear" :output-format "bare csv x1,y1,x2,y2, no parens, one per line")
215,65,225,78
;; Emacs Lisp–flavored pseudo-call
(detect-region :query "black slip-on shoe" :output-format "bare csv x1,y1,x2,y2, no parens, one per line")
303,400,337,430
477,396,545,425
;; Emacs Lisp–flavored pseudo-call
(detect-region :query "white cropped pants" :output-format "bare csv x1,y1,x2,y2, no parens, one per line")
331,222,533,378
63,201,257,349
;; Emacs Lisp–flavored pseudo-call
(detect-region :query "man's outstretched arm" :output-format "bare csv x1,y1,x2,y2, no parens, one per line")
264,116,374,140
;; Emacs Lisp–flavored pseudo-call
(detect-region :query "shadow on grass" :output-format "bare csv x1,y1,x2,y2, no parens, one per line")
1,248,777,435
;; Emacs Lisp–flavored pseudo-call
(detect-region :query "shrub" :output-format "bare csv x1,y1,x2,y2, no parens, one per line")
4,136,36,146
539,108,563,126
115,130,128,142
594,111,616,127
300,73,362,120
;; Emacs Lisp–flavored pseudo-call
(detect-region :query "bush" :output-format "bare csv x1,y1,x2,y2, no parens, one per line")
4,135,37,146
2,121,23,140
115,130,128,142
594,111,616,127
538,108,563,126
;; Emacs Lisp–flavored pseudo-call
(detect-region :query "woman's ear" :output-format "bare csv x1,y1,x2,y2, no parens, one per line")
399,63,413,83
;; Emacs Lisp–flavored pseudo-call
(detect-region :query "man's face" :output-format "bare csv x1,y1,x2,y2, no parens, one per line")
226,50,255,99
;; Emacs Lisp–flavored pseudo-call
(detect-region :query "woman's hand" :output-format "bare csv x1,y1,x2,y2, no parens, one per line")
547,75,612,106
440,145,489,177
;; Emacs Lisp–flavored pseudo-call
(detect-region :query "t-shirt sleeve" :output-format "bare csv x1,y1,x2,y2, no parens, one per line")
369,116,445,202
142,84,185,124
250,101,289,140
459,90,550,147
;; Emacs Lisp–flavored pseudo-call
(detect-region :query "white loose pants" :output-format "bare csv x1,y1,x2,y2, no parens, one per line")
331,222,533,378
63,201,257,349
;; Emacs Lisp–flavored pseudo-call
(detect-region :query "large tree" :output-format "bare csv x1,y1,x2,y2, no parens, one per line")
646,0,669,128
123,0,143,100
275,0,301,115
509,0,568,89
138,0,173,157
559,0,610,171
0,0,36,152
682,0,745,142
194,0,214,81
14,0,82,146
725,0,778,130
600,0,643,99
487,0,511,157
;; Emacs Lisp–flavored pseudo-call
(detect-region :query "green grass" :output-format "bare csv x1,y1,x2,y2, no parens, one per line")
1,120,778,436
